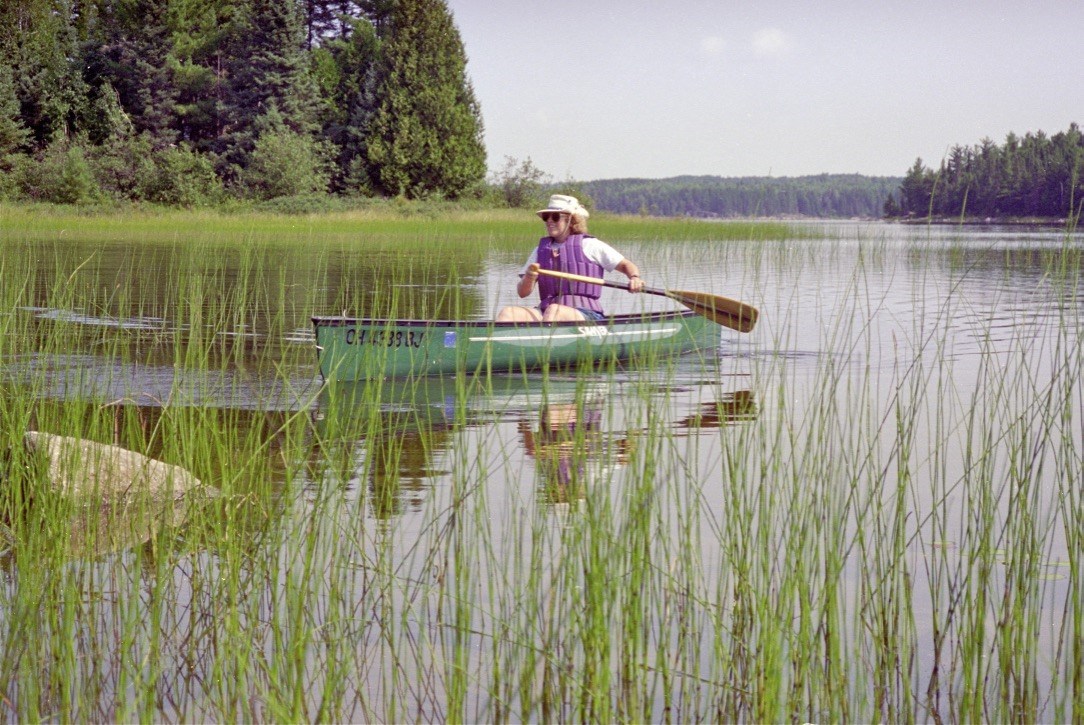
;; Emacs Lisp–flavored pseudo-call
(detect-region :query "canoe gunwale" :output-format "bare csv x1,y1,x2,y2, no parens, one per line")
311,310,701,329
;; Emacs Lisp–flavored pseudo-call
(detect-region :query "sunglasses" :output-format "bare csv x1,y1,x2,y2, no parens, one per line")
540,212,566,223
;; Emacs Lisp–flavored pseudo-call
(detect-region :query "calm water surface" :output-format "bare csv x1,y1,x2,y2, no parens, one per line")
2,220,1081,720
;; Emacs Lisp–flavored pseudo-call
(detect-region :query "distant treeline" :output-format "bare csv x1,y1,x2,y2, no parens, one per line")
580,174,901,219
885,123,1084,220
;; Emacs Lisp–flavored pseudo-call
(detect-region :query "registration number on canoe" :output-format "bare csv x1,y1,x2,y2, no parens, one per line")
344,328,425,348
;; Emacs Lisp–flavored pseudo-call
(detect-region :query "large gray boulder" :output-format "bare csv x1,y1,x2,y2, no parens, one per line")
15,432,215,556
24,431,202,498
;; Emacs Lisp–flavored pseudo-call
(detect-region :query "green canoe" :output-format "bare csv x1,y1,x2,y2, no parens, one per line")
312,310,719,381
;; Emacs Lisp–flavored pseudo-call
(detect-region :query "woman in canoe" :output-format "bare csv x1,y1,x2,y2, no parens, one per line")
496,194,645,322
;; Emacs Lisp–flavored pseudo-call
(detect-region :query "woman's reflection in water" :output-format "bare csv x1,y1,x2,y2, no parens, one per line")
520,389,757,507
520,396,632,506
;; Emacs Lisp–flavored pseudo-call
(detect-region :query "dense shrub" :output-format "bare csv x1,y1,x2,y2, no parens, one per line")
86,133,157,200
489,156,549,209
143,145,224,207
241,126,332,201
0,154,25,200
19,140,101,204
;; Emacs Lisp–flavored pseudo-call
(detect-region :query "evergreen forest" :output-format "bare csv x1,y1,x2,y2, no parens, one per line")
884,124,1084,221
0,0,486,205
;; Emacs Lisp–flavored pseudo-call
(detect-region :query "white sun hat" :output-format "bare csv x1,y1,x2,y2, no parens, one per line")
536,194,589,219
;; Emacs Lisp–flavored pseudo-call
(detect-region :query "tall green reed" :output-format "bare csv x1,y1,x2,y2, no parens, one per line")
0,210,1078,722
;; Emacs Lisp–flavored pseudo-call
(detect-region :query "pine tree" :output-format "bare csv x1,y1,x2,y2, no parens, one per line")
362,0,485,198
301,0,363,47
82,0,178,146
166,0,236,149
319,14,380,191
0,0,90,147
0,60,30,198
218,0,322,178
0,61,30,155
898,159,936,217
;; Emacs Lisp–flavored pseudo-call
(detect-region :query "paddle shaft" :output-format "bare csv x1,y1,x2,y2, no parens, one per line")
528,264,664,296
528,263,759,333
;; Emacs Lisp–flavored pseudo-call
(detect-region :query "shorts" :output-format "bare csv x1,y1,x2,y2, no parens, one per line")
577,308,605,321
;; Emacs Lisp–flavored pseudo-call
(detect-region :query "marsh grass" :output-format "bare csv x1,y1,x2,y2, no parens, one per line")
0,203,810,246
0,209,1079,721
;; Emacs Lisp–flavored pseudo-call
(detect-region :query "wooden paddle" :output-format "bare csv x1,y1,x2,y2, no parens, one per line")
529,264,758,333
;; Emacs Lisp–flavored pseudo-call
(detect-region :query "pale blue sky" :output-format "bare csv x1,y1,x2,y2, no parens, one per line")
446,0,1082,181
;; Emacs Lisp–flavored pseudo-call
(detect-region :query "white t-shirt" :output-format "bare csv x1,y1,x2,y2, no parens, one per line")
519,236,625,275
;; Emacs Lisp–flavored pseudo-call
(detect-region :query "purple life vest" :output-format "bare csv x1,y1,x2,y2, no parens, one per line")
535,234,605,314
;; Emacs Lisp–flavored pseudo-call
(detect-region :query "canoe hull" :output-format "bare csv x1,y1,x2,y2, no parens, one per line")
312,311,718,381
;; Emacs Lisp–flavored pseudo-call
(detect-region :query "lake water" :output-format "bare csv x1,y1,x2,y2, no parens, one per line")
2,219,1081,721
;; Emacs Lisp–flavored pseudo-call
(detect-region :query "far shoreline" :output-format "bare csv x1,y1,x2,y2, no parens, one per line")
889,215,1076,228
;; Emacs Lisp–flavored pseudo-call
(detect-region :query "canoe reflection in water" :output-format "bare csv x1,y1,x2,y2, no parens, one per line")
519,396,634,505
315,378,759,516
315,376,610,516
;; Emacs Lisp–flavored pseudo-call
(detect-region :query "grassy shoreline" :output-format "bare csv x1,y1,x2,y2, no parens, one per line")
0,200,817,245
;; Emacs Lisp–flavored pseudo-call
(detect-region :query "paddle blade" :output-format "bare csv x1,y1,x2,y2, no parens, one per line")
666,289,759,333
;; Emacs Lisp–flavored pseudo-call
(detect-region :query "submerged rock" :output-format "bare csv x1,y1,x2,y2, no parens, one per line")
24,431,202,498
13,432,217,556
